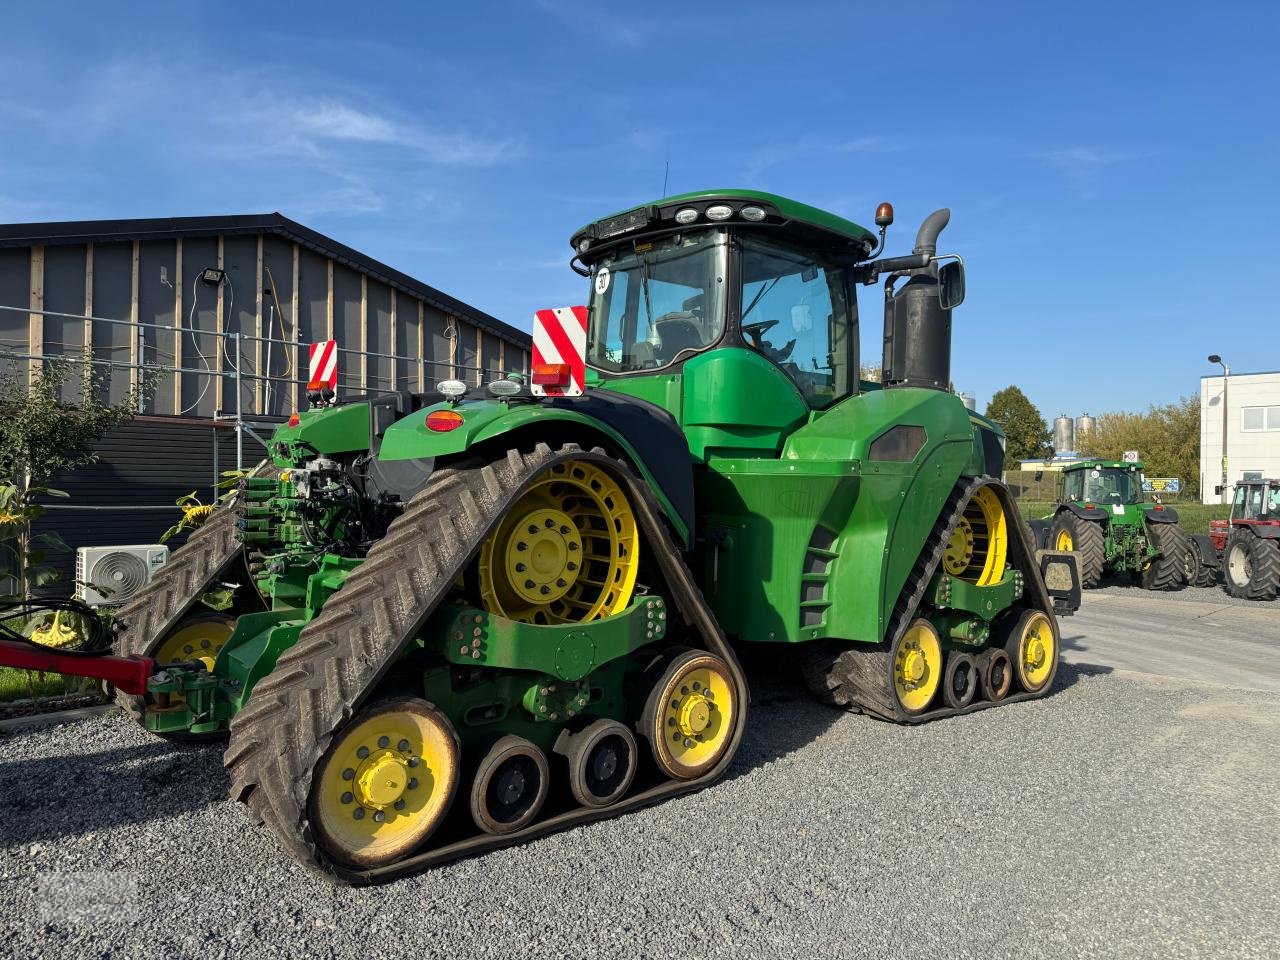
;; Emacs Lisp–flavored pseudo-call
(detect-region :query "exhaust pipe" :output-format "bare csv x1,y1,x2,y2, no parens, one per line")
881,209,954,391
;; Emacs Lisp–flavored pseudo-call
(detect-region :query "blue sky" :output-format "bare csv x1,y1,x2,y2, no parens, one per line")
2,1,1276,418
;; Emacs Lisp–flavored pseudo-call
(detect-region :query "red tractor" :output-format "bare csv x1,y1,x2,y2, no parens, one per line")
1189,479,1280,600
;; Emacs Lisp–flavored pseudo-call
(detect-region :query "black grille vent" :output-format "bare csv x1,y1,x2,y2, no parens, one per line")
799,526,837,629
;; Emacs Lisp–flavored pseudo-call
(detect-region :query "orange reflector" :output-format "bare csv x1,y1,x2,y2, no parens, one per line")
307,379,324,391
532,363,571,386
288,413,300,427
426,410,464,432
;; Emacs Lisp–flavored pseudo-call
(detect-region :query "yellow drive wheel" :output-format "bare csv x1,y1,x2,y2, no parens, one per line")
643,650,736,780
955,485,1009,586
310,697,459,868
478,458,639,624
152,613,235,673
892,619,943,715
1003,609,1057,693
1055,528,1074,551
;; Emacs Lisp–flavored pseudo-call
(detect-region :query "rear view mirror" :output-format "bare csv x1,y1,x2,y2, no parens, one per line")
938,260,965,309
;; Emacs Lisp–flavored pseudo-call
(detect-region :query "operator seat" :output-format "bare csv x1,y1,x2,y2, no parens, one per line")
653,312,704,364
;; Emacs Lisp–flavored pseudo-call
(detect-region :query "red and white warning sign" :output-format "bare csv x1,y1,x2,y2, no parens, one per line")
531,306,588,397
308,340,338,391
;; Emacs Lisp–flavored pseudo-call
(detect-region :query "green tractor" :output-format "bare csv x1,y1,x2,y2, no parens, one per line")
84,190,1079,881
1030,459,1190,590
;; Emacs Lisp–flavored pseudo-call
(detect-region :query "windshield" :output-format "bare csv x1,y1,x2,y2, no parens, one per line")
1080,467,1144,505
586,231,727,373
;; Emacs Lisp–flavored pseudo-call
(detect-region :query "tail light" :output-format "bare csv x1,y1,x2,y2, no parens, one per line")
426,410,464,433
287,413,300,427
532,363,571,387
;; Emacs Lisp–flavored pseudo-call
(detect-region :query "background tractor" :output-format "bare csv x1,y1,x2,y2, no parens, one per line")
1029,460,1191,590
1,190,1079,882
1188,478,1280,599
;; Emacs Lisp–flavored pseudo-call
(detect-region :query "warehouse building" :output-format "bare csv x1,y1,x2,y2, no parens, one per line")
1200,369,1280,504
0,213,532,590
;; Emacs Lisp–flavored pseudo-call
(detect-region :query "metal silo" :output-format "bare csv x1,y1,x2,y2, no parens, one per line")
1075,414,1096,438
1053,415,1075,454
959,391,976,410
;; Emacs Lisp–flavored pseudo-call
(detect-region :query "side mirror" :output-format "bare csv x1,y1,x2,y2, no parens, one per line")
938,260,965,309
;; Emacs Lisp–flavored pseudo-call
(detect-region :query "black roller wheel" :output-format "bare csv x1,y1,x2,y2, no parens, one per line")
562,719,637,808
942,651,978,709
1049,512,1104,588
1222,530,1280,601
978,648,1012,702
469,735,550,836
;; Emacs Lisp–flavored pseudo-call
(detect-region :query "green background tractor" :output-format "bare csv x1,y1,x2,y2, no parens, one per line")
102,190,1079,882
1033,460,1190,589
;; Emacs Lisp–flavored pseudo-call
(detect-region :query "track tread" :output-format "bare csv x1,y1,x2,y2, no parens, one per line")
222,443,746,880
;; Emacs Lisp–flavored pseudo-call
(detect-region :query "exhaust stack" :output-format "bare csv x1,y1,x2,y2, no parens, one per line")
881,209,953,391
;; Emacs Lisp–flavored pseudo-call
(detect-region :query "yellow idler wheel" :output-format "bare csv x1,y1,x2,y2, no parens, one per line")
891,619,943,715
310,697,460,868
943,521,976,576
1003,608,1058,693
956,486,1009,587
1054,528,1074,552
152,613,235,673
643,650,736,780
478,458,639,625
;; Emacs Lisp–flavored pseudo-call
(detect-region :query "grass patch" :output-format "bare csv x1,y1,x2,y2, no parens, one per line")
0,666,73,702
1015,500,1230,535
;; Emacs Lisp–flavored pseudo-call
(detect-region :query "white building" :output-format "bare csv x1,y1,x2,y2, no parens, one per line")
1200,370,1280,504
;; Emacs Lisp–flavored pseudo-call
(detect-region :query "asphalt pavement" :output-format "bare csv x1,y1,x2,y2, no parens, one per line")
1,583,1277,960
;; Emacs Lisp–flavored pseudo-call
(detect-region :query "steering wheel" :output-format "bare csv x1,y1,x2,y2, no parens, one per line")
742,319,779,342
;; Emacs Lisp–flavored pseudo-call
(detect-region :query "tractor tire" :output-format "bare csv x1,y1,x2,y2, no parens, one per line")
1049,512,1105,588
1026,518,1051,552
1140,522,1191,591
1188,535,1219,587
1222,530,1280,601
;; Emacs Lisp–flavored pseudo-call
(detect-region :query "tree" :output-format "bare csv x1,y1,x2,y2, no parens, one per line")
985,386,1053,463
1077,396,1200,499
0,355,152,597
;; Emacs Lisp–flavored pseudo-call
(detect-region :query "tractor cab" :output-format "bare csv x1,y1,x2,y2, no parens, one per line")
577,192,870,412
1061,461,1146,507
1228,479,1280,523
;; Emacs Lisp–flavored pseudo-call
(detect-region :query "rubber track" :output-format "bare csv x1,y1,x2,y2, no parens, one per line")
112,468,262,722
1141,522,1191,590
223,442,748,883
802,477,1061,724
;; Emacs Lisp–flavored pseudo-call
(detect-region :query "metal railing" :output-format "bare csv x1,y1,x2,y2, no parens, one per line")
1,302,525,470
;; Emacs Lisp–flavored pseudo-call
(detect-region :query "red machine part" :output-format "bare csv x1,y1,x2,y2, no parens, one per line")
0,637,155,695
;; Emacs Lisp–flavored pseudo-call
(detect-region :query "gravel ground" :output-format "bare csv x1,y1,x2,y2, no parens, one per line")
2,652,1278,960
1092,576,1270,607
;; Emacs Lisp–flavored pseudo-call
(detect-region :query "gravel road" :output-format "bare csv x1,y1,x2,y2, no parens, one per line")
2,592,1278,960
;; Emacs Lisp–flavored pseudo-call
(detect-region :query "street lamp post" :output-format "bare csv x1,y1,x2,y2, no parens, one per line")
1208,354,1230,504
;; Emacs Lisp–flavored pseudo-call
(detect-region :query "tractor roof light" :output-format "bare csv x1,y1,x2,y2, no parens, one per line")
531,363,571,387
437,379,467,399
488,378,521,397
674,207,699,225
740,205,766,222
426,410,465,432
705,204,734,221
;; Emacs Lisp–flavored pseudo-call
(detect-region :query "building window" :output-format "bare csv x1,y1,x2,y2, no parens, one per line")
1241,405,1280,431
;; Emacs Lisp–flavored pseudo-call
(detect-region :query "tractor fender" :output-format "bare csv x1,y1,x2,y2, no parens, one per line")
1143,506,1180,523
1244,522,1280,539
1026,518,1052,550
1062,502,1108,524
377,391,695,546
1191,533,1220,568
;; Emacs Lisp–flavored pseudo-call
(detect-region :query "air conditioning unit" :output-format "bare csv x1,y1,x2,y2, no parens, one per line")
75,545,169,606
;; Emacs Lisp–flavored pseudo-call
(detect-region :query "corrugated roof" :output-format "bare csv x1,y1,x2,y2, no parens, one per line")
0,212,531,348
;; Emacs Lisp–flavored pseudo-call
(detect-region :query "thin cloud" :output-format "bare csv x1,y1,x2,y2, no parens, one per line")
744,136,901,182
1037,146,1142,195
531,0,647,47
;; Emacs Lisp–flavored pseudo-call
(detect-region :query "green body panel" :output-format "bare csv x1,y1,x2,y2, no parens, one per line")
695,387,977,644
271,403,371,461
376,395,689,543
575,188,878,247
437,597,666,681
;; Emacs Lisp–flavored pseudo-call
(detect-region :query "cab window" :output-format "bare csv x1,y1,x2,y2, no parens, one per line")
738,236,853,408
